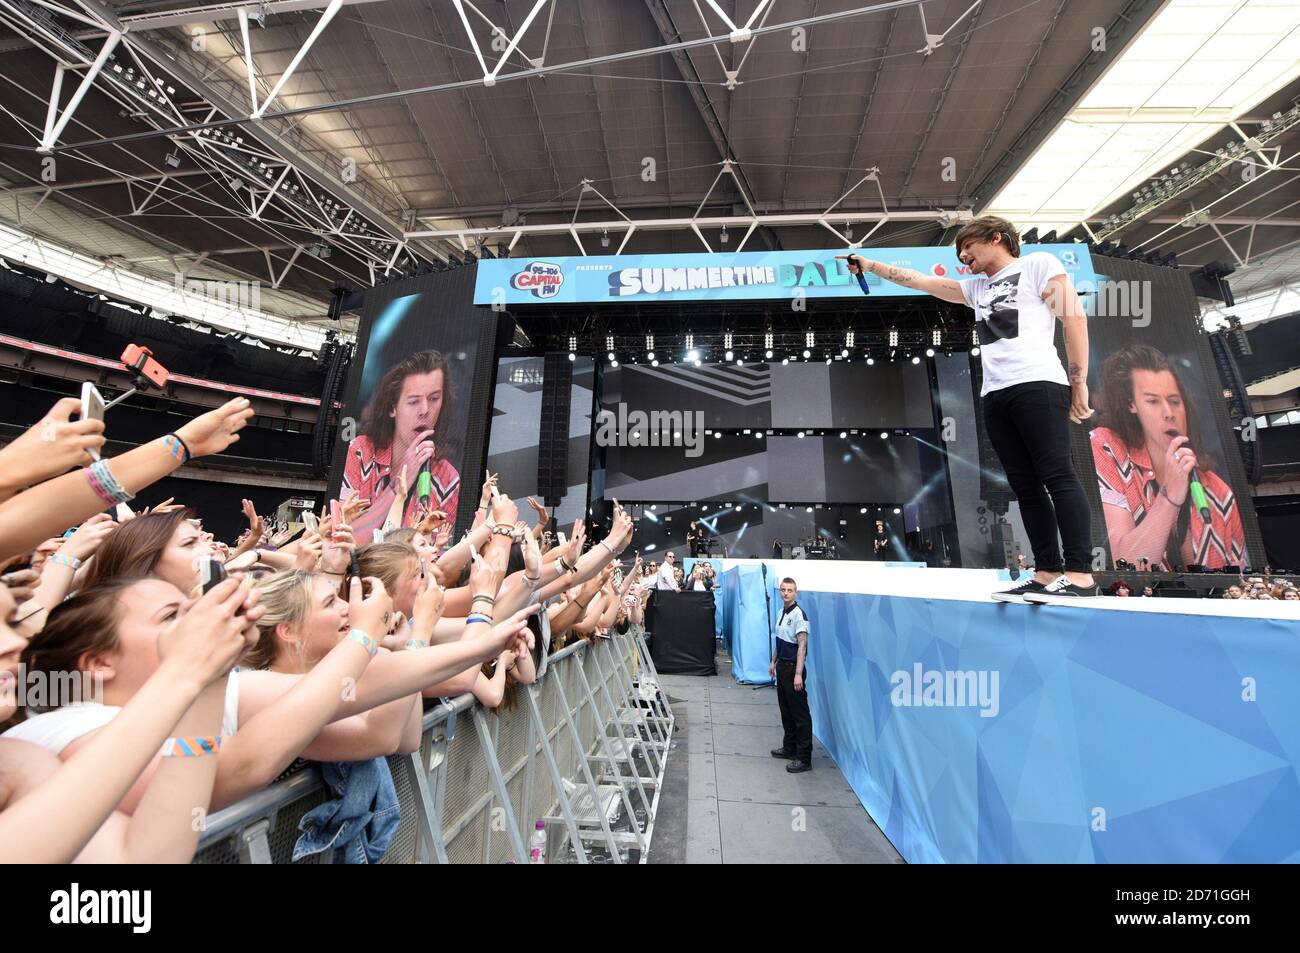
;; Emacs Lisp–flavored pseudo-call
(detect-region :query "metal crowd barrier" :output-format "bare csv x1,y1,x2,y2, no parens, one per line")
193,626,674,864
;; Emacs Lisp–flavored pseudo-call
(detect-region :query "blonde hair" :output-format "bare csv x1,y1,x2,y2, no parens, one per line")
356,542,420,595
244,570,317,669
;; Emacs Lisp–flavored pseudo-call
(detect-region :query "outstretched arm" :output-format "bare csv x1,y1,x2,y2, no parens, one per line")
836,254,965,303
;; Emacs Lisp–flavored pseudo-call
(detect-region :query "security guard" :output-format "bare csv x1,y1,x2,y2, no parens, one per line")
769,577,812,773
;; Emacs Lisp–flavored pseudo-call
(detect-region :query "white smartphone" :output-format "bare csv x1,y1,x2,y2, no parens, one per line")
302,510,319,535
80,382,105,461
558,531,567,546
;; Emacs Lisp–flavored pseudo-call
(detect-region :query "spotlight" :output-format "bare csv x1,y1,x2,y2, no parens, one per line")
839,431,847,439
782,358,789,365
879,432,888,440
724,332,733,349
893,507,901,514
932,329,942,346
860,507,867,514
686,348,699,362
889,329,899,347
764,330,774,350
606,334,614,351
651,359,659,367
647,351,656,361
797,431,805,438
725,350,734,361
164,150,181,168
607,351,615,361
912,355,921,364
866,357,874,366
568,352,576,361
971,345,981,357
568,335,577,351
841,348,849,357
802,349,810,358
846,330,855,347
765,349,773,359
694,359,702,367
610,359,619,367
925,348,935,357
600,230,610,248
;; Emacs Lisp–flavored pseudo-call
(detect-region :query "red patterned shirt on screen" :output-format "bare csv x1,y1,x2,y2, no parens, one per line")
1090,425,1244,570
342,435,461,531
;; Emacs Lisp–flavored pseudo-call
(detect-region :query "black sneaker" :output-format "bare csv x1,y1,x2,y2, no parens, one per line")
991,576,1048,603
786,760,811,773
1023,576,1100,603
770,748,796,760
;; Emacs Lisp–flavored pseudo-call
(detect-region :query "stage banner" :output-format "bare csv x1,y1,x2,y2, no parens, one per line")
804,593,1300,863
474,245,1097,306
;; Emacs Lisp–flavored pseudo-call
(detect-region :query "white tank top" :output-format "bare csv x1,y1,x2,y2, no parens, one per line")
1,672,241,755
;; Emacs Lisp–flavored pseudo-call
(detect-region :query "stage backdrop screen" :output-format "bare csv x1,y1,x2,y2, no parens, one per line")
603,360,932,431
326,267,502,545
1079,256,1253,571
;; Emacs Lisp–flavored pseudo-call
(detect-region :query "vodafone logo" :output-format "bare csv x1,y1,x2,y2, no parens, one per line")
932,263,948,277
511,261,564,298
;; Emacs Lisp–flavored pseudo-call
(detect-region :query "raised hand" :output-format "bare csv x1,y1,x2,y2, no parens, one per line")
412,573,445,634
175,397,254,458
0,397,104,490
321,521,355,575
469,551,505,603
341,490,370,526
58,513,117,563
293,531,325,571
157,577,255,688
347,576,392,638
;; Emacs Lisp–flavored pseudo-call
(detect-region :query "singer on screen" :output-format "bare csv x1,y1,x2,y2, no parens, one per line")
1090,344,1244,571
342,349,461,544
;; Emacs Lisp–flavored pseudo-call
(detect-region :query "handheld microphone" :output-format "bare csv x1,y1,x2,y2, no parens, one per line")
1170,430,1211,522
416,467,432,509
1188,468,1210,523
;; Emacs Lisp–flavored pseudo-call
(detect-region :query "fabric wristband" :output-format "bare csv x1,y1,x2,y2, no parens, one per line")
404,639,427,650
161,735,222,757
49,552,82,570
85,459,134,504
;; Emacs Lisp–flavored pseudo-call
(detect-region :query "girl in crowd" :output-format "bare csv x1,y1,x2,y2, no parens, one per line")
1091,345,1245,571
0,577,258,862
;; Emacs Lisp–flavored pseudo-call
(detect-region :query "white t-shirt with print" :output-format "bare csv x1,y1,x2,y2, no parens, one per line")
959,251,1069,396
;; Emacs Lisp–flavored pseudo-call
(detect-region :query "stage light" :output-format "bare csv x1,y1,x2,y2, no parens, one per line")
971,345,981,357
686,348,699,362
702,505,709,511
806,507,812,513
765,349,773,359
932,329,941,346
926,348,935,357
860,507,867,514
736,358,744,366
889,329,899,347
734,505,742,512
647,351,655,360
839,432,847,439
646,333,654,350
605,334,614,351
841,348,849,357
866,357,874,366
911,355,921,364
610,359,619,367
797,431,805,438
826,357,832,365
879,432,888,440
568,352,576,361
893,507,901,514
724,332,733,350
649,505,656,511
725,350,734,361
802,349,810,358
846,330,855,347
755,432,763,439
781,358,789,365
694,359,702,367
765,330,774,349
600,230,610,248
607,351,615,361
714,432,722,439
806,331,815,348
651,359,659,366
568,334,577,351
685,332,694,349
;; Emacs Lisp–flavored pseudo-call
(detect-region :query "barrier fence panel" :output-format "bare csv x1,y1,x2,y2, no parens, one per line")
193,629,672,865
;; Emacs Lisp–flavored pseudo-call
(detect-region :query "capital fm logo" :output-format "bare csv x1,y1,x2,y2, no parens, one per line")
511,261,564,299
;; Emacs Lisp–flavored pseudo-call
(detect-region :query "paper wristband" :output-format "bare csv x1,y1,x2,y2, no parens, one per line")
348,628,378,657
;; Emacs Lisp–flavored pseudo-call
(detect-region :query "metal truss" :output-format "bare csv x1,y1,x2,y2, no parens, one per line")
406,158,969,253
0,0,432,285
1097,102,1300,244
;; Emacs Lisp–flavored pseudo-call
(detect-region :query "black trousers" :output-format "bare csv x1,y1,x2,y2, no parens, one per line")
776,659,812,762
982,380,1093,574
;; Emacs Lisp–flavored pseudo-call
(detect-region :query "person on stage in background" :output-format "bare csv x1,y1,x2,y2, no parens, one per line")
1090,344,1245,572
769,577,812,773
872,520,890,560
655,551,681,591
771,537,782,559
343,350,461,545
841,217,1098,601
687,519,705,558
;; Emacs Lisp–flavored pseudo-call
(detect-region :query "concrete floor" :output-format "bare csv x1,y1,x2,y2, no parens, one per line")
649,648,903,864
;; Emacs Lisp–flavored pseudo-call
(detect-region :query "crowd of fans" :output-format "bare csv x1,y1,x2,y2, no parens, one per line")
0,395,640,863
1220,577,1299,600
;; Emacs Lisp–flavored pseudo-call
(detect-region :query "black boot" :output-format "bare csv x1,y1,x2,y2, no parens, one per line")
770,747,796,760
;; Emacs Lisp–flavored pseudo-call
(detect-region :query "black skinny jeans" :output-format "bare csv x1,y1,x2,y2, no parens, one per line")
981,380,1093,574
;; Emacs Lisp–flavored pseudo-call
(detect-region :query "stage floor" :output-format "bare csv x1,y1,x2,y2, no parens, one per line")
708,558,1300,620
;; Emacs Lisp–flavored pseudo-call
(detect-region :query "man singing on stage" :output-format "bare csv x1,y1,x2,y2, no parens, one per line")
770,577,812,773
840,217,1097,600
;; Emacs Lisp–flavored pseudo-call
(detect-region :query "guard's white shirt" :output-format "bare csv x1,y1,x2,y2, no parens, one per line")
656,561,680,591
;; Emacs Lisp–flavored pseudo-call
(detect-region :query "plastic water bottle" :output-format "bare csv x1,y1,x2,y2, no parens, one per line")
529,821,547,864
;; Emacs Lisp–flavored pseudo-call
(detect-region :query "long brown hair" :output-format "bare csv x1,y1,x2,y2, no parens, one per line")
355,542,419,596
79,508,194,590
360,349,455,452
21,581,136,714
1096,344,1213,469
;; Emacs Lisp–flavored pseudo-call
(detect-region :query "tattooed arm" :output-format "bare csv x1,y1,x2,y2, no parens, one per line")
1045,273,1094,424
837,254,966,304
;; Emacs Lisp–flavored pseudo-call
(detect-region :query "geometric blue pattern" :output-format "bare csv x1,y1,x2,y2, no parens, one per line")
727,581,1300,862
